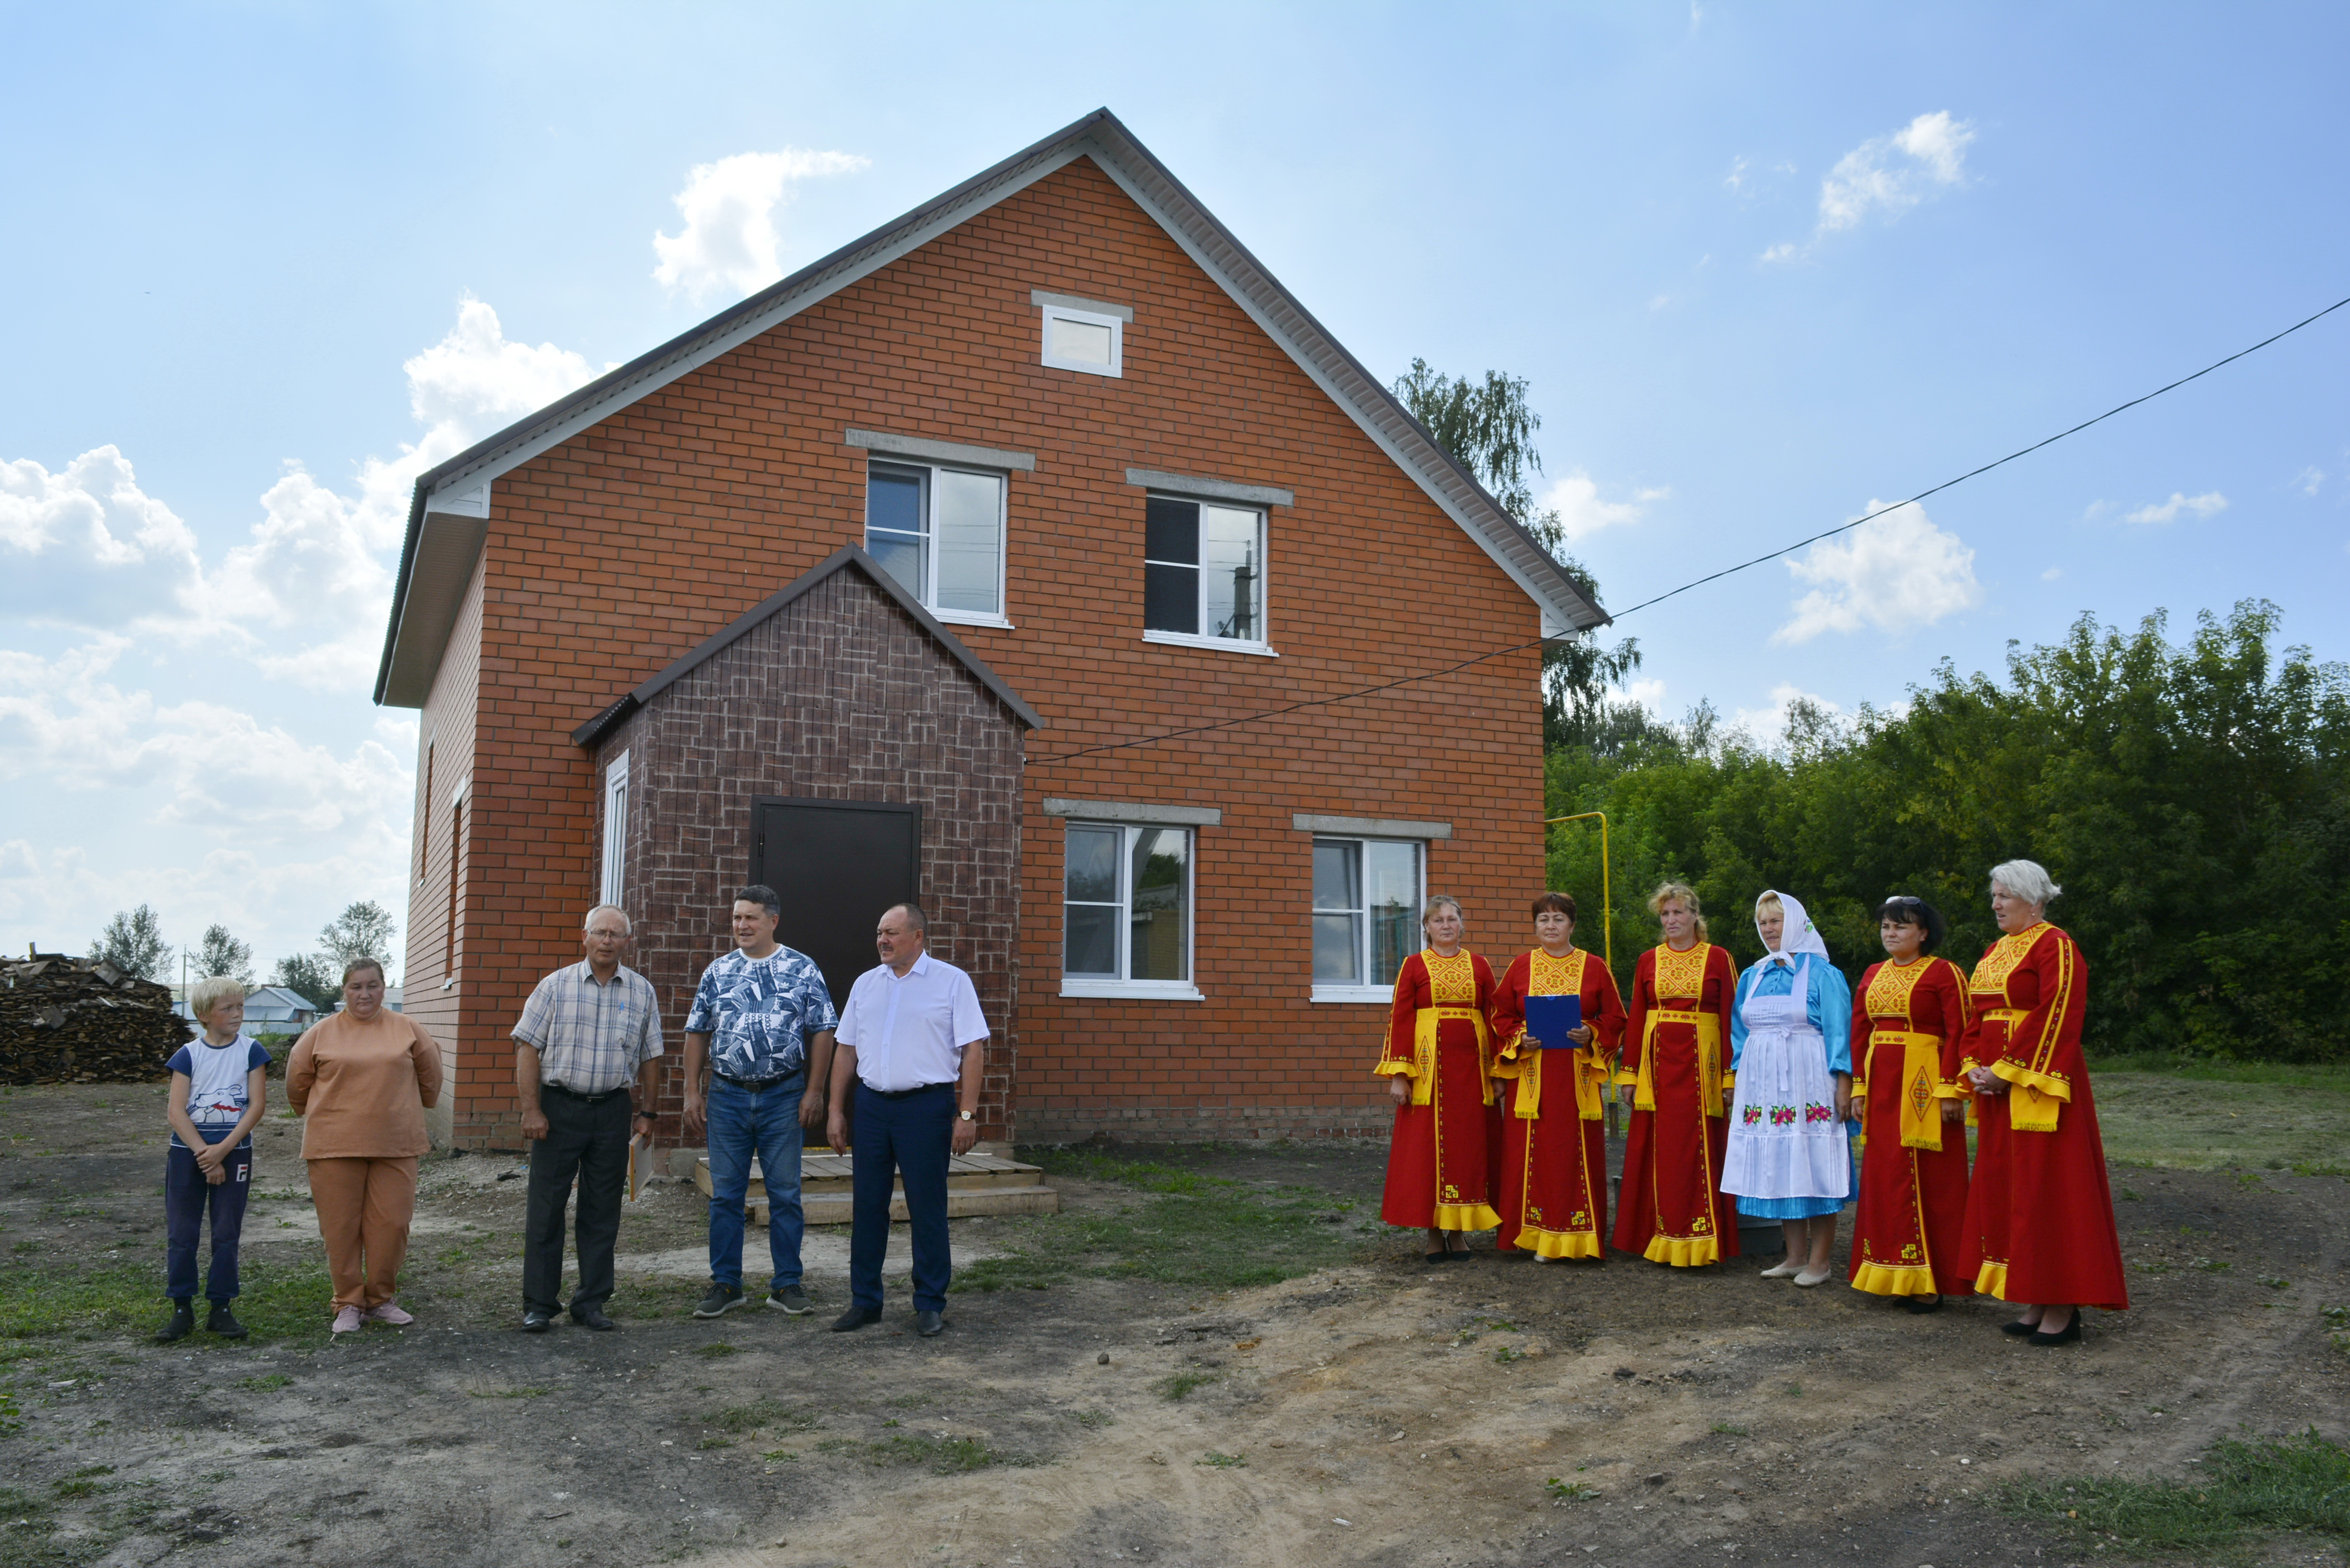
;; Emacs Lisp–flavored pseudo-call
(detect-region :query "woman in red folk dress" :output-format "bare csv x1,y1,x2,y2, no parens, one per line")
1489,892,1627,1262
1377,896,1502,1262
1848,896,1974,1312
1610,882,1742,1267
1956,860,2128,1344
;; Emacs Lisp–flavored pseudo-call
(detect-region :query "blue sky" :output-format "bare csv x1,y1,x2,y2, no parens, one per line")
4,2,2345,977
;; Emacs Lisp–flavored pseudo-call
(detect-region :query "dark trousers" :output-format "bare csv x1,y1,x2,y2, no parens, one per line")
165,1135,252,1302
849,1080,954,1313
523,1087,631,1316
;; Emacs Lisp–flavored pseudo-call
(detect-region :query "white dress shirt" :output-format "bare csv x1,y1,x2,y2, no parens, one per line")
835,950,989,1092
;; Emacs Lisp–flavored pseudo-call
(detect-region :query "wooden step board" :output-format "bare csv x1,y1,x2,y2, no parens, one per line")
693,1150,1059,1225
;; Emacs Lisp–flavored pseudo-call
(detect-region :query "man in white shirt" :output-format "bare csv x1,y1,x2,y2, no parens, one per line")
824,902,988,1337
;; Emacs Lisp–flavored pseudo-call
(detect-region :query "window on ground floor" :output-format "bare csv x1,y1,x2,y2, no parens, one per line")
1311,837,1422,1000
1062,822,1195,997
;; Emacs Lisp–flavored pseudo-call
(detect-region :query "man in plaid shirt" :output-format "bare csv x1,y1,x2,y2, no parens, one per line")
511,904,664,1332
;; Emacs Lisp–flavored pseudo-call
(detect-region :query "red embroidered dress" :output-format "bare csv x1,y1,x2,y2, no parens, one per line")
1609,941,1741,1266
1955,923,2128,1310
1848,955,1974,1298
1376,949,1503,1231
1489,949,1627,1259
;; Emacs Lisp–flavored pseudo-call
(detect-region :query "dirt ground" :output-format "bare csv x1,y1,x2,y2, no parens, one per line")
2,1079,2346,1568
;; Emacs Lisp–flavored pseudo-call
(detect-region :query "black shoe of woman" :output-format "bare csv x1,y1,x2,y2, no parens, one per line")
2027,1317,2082,1347
1903,1294,1942,1315
1999,1318,2041,1336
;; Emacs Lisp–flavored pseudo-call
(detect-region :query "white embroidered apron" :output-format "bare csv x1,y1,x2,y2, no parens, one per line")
1721,956,1852,1201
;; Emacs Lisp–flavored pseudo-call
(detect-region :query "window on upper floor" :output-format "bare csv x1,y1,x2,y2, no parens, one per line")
1062,822,1195,997
600,751,629,907
1311,837,1423,1000
1144,495,1266,651
865,461,1007,624
1039,301,1123,377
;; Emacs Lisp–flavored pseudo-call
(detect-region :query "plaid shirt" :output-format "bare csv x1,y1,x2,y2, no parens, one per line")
511,961,665,1096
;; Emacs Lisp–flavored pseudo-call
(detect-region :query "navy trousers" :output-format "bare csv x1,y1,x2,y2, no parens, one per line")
849,1081,954,1313
165,1135,252,1303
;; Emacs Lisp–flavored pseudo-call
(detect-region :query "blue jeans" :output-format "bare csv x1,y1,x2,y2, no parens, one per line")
705,1075,806,1292
165,1134,252,1302
849,1081,954,1313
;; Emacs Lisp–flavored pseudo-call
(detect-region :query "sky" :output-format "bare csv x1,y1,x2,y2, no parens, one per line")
3,2,2345,980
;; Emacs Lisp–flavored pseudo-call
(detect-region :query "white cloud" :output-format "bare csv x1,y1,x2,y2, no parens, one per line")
1730,684,1844,746
0,447,204,629
2294,466,2323,497
2042,567,2063,581
1620,678,1668,712
1759,242,1798,265
2123,490,2227,525
1772,499,1981,644
1540,471,1671,544
1765,112,1974,261
652,148,870,302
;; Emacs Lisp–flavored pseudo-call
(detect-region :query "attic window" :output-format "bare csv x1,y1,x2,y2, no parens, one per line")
1032,290,1128,378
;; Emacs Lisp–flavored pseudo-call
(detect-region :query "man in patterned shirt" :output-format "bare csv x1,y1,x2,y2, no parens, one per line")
683,885,837,1318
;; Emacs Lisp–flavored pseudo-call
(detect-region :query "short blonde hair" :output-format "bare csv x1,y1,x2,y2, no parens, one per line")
1989,859,2062,908
1754,891,1784,919
1422,895,1464,927
189,976,247,1020
1649,881,1710,942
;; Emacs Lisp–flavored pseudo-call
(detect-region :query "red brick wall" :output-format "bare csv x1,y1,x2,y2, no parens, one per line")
590,566,1025,1142
425,154,1544,1148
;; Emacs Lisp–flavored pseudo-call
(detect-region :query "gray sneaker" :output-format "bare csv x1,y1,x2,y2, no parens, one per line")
767,1286,811,1315
693,1283,746,1318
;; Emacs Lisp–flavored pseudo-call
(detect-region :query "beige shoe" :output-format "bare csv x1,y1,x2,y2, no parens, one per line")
1758,1260,1801,1279
1792,1264,1835,1288
331,1305,363,1334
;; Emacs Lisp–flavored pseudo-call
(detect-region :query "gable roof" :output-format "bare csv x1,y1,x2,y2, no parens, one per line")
569,546,1044,751
375,108,1609,708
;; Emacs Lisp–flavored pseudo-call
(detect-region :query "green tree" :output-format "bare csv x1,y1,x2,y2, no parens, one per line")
319,901,398,979
188,924,255,985
89,904,169,981
270,954,342,1010
1389,358,1642,748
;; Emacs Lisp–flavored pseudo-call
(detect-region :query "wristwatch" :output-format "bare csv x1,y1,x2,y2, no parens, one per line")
958,1111,975,1122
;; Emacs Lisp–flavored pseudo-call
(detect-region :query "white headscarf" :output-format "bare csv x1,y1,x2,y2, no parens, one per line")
1756,889,1831,968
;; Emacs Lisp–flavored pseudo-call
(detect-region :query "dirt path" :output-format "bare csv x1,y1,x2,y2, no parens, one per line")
1,1087,2345,1568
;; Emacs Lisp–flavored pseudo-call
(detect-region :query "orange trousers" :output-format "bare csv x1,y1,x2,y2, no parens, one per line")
307,1156,418,1311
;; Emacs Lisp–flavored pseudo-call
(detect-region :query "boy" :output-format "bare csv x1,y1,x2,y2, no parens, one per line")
159,976,272,1341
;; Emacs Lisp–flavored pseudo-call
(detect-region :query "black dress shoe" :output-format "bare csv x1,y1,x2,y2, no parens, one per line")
206,1302,249,1339
1903,1294,1943,1315
914,1310,945,1338
522,1309,554,1334
2028,1317,2082,1347
570,1306,617,1331
830,1306,882,1333
1999,1318,2041,1336
155,1301,194,1343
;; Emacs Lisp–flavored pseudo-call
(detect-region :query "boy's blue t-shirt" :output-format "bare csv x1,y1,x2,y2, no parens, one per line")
167,1035,272,1148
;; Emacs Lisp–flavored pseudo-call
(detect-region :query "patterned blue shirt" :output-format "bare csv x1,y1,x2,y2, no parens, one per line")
683,946,838,1081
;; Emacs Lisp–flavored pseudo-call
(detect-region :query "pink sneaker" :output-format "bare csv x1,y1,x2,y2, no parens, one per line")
364,1302,414,1326
331,1306,363,1335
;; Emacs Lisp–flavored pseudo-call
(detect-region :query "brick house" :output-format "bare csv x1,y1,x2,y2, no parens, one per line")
373,108,1606,1151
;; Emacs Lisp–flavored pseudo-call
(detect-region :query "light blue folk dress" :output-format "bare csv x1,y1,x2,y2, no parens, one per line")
1723,953,1858,1220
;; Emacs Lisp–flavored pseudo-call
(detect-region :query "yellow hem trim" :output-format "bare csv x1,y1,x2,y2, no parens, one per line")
1973,1260,2010,1300
1433,1203,1502,1232
1989,1059,2071,1100
1849,1261,1938,1298
1642,1233,1722,1268
1514,1228,1603,1260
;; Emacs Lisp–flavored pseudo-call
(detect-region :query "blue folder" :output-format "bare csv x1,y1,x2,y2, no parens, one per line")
1524,993,1583,1049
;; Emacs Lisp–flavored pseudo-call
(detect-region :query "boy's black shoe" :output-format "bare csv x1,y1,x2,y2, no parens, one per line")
155,1301,195,1343
693,1283,746,1319
206,1303,248,1339
767,1286,811,1315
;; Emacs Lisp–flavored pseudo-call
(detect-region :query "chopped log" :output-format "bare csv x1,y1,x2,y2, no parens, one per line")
1,949,194,1084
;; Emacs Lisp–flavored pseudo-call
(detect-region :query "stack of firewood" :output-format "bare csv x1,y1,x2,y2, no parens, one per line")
1,950,193,1085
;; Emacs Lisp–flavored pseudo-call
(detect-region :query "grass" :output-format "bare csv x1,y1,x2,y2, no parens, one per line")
866,1434,1020,1472
2000,1428,2350,1560
692,1342,739,1358
2092,1060,2350,1172
1196,1450,1246,1468
1154,1369,1221,1402
1711,1422,1750,1436
953,1149,1372,1293
236,1373,292,1391
1545,1478,1600,1502
0,1256,332,1346
709,1398,821,1434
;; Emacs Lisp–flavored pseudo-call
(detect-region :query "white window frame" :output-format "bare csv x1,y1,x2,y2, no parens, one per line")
599,751,629,907
1059,821,1202,1000
1039,302,1123,377
863,460,1013,629
1309,835,1426,1004
1141,493,1273,656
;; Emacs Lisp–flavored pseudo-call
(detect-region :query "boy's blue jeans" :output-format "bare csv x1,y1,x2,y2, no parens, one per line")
704,1074,806,1293
165,1133,253,1303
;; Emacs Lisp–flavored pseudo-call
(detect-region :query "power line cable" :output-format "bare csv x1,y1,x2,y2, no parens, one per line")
1031,293,2350,768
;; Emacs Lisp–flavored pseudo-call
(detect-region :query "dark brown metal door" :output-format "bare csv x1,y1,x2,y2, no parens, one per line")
749,797,921,1012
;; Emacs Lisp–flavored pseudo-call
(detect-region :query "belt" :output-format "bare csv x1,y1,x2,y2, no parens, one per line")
712,1069,803,1091
862,1081,954,1100
543,1082,629,1104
